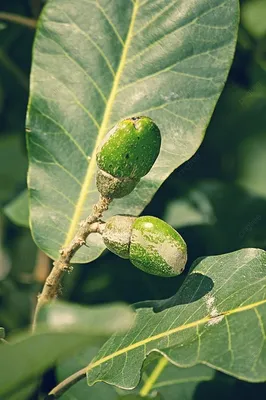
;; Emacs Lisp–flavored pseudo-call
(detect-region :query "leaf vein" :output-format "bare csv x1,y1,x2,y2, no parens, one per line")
35,63,100,129
128,0,228,63
32,195,72,222
62,0,140,247
32,105,89,160
30,141,83,187
86,299,266,374
41,27,108,103
225,316,234,368
59,7,116,77
132,0,181,38
163,108,197,126
95,0,125,46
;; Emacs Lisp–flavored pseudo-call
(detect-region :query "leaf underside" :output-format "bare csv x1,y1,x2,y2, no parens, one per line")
27,0,239,262
86,248,266,389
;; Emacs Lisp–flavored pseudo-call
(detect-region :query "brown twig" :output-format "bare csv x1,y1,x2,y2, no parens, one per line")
32,195,111,332
0,12,37,29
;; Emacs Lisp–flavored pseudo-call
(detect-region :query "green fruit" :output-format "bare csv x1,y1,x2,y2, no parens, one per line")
102,215,187,277
97,116,161,179
96,116,161,198
130,216,187,277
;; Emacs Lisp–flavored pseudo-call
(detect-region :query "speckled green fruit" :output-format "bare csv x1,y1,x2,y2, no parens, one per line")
102,215,187,277
96,116,161,179
130,216,187,277
102,215,136,258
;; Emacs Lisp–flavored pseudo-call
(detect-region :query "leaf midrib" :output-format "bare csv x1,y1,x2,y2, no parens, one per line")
63,0,140,247
86,298,266,374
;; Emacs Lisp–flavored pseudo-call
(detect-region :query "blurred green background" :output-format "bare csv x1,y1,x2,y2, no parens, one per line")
0,0,266,398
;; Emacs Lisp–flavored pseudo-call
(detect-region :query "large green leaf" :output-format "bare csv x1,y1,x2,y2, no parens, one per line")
27,0,239,262
0,301,134,397
86,248,266,389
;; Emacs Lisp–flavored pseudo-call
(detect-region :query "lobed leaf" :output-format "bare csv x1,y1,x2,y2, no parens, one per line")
86,249,266,389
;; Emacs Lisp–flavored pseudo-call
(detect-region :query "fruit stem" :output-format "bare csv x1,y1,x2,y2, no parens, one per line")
31,195,112,332
45,367,87,399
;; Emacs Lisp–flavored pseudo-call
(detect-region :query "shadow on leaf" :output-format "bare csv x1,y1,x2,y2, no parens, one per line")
135,272,213,313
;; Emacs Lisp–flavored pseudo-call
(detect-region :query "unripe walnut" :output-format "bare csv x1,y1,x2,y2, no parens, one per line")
96,116,161,198
102,215,187,277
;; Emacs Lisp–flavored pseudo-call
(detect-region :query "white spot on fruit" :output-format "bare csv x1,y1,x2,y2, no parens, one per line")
156,240,186,272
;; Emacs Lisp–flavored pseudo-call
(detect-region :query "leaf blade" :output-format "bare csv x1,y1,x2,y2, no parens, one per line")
27,0,239,262
86,249,266,388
